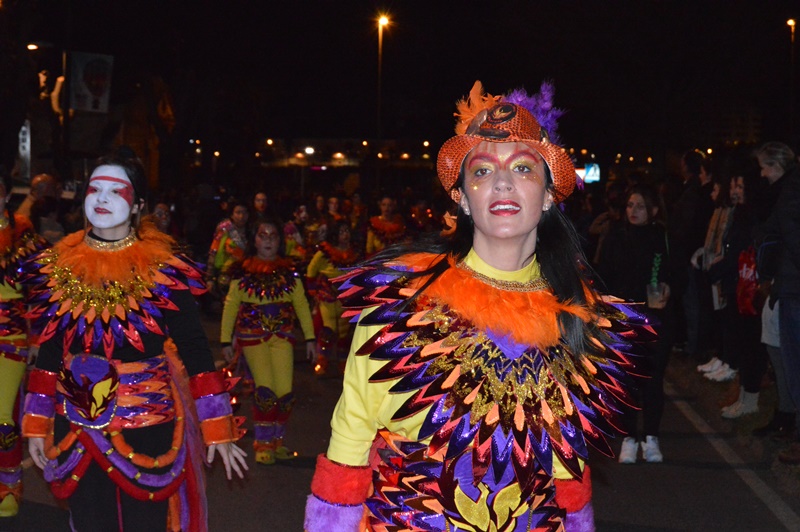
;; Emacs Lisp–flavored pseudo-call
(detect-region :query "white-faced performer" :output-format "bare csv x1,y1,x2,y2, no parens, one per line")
22,146,247,531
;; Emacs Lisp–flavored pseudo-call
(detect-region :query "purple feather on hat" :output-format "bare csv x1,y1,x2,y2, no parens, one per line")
505,81,565,145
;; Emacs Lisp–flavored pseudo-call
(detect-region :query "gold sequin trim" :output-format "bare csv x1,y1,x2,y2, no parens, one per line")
456,262,549,292
83,230,137,251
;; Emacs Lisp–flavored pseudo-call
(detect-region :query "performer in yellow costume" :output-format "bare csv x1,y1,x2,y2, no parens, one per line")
306,221,359,375
221,219,316,465
0,180,46,518
305,82,649,532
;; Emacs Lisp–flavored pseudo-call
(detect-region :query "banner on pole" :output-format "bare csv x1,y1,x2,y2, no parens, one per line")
70,52,114,113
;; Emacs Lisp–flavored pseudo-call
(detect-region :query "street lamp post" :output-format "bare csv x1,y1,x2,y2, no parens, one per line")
377,15,389,140
789,19,796,135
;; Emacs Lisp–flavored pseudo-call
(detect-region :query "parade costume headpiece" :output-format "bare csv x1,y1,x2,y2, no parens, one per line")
437,81,576,203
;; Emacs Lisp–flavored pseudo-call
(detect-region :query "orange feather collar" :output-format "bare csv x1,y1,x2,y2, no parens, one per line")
397,253,590,349
52,221,175,287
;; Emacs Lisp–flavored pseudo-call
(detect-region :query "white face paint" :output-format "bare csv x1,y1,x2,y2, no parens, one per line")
85,165,137,240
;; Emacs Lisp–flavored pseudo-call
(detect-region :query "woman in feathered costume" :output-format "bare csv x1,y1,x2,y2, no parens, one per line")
365,195,406,257
220,218,316,465
306,220,360,375
0,179,47,518
304,82,648,532
22,147,247,531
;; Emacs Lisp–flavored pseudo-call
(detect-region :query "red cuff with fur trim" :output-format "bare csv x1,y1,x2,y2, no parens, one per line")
554,465,592,512
189,370,228,398
27,369,57,396
310,454,372,505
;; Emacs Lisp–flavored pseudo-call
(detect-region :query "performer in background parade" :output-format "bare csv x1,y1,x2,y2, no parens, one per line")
365,195,406,256
0,179,47,518
22,147,247,531
306,220,359,375
304,82,647,532
220,219,316,465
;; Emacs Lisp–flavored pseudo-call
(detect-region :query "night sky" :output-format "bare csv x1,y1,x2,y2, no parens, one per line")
21,1,800,162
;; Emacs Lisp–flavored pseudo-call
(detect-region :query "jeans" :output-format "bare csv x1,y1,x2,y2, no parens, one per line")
778,296,800,431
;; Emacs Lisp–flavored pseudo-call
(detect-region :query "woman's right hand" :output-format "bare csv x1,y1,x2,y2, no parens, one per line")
29,437,47,470
221,345,234,363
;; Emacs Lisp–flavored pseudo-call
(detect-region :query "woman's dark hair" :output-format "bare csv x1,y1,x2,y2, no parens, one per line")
369,163,596,356
83,146,148,236
681,149,708,181
248,218,285,258
227,199,249,219
325,220,351,247
625,184,666,226
88,146,148,208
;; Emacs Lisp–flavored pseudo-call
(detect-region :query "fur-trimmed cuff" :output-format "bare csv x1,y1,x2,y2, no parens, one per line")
304,494,364,532
199,415,246,444
189,370,230,398
310,454,372,505
554,465,592,512
27,369,57,396
21,413,53,438
565,502,595,532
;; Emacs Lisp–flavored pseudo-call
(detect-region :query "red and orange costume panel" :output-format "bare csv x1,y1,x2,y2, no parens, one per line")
365,215,406,257
0,213,45,517
20,222,243,531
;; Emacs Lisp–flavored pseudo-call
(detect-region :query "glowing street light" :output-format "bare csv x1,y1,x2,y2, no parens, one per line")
377,14,390,139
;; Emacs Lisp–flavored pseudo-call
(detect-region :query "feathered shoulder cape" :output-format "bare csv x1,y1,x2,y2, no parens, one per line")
337,252,652,478
21,221,206,357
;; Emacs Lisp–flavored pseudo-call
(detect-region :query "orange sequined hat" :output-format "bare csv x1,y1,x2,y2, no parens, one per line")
437,81,576,203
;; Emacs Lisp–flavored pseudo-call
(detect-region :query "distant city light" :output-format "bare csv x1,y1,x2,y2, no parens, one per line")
305,147,315,155
189,139,194,144
707,148,713,154
213,151,220,157
362,140,368,146
378,15,389,27
628,156,634,162
423,140,430,147
295,153,304,159
647,157,653,163
377,152,384,159
266,139,273,146
333,152,344,159
580,149,588,155
255,152,260,158
401,153,410,159
26,43,38,51
422,154,430,159
195,148,201,154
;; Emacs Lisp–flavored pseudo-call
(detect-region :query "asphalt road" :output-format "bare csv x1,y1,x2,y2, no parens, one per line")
3,315,800,531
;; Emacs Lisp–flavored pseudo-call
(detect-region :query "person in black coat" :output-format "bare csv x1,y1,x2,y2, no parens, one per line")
598,184,672,463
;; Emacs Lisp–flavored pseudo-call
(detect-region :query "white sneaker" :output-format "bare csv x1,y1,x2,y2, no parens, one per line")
697,357,722,373
641,435,663,463
722,392,759,419
618,437,638,464
705,363,737,382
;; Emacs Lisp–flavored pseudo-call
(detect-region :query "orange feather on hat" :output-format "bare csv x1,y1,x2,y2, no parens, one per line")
453,81,500,135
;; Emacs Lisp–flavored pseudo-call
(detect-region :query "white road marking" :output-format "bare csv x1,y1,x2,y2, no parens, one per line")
667,383,800,531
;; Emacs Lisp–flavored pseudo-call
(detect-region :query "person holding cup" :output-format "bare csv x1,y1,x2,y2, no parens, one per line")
598,184,672,463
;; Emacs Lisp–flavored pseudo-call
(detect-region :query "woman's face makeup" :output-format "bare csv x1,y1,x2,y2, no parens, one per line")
85,165,136,237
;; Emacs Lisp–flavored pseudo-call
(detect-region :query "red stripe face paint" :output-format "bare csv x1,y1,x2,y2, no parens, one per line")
89,175,134,207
